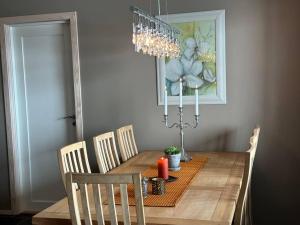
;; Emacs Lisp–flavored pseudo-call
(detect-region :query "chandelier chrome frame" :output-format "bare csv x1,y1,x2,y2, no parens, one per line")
130,5,181,58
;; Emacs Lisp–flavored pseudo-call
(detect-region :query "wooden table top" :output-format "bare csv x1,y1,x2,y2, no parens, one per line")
33,151,245,225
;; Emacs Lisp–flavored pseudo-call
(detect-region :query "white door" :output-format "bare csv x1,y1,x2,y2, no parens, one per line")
10,22,79,211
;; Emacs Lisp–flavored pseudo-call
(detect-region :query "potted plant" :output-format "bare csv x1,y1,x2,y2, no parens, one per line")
164,146,181,171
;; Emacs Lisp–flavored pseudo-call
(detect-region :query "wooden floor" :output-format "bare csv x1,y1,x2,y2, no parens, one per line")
33,151,245,225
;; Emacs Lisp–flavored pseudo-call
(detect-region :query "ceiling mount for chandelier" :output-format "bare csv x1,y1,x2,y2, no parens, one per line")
130,0,181,58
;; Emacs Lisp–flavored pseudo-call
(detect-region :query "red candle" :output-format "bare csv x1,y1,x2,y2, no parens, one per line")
157,157,168,180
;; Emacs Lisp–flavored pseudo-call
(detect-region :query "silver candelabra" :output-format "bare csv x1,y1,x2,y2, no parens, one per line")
163,107,199,162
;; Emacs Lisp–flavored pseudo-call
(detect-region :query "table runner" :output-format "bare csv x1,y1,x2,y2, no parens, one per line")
114,156,208,207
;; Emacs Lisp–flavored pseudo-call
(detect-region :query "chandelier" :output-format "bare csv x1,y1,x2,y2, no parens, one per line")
130,1,180,58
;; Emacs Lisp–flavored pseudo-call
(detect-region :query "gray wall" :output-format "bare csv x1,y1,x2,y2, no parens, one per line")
254,1,300,224
0,0,299,224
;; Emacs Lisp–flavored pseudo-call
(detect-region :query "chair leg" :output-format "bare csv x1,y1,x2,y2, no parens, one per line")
247,186,253,225
245,186,253,225
243,202,247,225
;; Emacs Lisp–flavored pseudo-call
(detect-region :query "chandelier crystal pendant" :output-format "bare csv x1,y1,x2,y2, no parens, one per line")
130,2,180,58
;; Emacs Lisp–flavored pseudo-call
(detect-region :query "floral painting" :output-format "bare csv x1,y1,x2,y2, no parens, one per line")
157,10,226,105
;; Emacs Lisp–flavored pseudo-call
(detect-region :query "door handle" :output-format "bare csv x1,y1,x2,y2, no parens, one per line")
61,114,76,120
58,114,76,126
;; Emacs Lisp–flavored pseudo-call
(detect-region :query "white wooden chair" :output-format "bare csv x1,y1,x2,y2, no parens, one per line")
116,125,139,162
66,172,146,225
93,131,121,174
58,141,91,189
234,127,260,225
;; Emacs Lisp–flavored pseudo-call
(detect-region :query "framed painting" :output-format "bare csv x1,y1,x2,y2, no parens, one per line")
157,10,226,105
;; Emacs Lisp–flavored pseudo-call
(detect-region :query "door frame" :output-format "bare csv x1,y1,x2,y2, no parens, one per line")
0,12,84,213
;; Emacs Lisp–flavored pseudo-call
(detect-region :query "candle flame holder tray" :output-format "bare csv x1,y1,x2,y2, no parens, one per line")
148,175,178,183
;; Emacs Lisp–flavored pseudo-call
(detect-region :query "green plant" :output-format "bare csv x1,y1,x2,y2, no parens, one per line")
164,146,180,155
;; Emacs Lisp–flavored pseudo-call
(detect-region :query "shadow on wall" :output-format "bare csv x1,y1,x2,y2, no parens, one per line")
252,1,300,225
190,128,238,152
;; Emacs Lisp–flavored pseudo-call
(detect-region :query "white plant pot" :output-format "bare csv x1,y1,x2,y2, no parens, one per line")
165,153,181,171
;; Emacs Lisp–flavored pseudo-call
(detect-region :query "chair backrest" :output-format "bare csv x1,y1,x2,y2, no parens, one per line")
58,141,91,189
93,131,121,174
234,127,260,225
116,125,138,162
66,172,145,225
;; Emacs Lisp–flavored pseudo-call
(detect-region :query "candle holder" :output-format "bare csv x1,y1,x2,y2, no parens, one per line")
163,107,199,162
152,178,165,195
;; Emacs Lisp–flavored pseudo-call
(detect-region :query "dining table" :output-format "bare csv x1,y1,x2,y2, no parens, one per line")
32,151,245,225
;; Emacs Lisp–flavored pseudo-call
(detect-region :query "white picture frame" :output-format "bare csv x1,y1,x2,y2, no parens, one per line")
157,10,226,105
